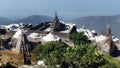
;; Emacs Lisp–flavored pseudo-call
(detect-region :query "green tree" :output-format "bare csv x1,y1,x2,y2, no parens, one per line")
33,32,120,68
69,32,90,45
33,42,116,68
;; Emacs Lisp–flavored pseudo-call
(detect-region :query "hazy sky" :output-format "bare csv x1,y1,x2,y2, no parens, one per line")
0,0,120,18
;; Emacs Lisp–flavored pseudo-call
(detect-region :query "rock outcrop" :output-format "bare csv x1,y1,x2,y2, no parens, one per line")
97,37,118,56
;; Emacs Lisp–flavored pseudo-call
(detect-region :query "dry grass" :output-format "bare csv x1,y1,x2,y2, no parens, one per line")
0,50,35,66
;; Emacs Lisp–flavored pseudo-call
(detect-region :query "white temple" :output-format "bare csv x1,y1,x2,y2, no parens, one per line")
12,29,23,38
11,29,23,52
77,25,120,43
11,29,30,53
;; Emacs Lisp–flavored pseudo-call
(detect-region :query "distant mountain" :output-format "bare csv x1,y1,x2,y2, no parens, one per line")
72,15,120,37
13,15,53,24
0,17,11,25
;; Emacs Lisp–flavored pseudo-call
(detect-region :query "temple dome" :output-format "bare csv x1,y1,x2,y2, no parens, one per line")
42,32,60,42
28,33,40,38
91,30,96,33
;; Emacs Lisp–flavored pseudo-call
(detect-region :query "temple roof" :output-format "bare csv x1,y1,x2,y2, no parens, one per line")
53,13,60,24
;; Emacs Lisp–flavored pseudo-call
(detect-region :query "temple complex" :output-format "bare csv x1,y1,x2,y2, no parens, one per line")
28,13,76,38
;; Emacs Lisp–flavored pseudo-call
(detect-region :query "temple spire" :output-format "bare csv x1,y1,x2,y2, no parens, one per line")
51,13,65,32
55,12,57,18
53,12,59,23
101,25,111,36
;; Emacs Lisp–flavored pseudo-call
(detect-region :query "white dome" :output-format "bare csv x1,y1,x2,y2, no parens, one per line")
28,33,40,38
113,38,119,42
42,33,60,42
91,30,96,33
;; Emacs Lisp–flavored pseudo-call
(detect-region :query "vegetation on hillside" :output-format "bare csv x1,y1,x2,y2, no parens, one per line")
33,32,120,68
69,32,90,44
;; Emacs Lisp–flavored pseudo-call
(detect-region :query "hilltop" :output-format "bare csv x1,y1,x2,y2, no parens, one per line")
0,15,53,25
13,15,53,24
73,15,120,37
0,17,11,25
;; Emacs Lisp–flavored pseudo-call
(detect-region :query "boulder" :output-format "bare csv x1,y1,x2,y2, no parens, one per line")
97,37,118,56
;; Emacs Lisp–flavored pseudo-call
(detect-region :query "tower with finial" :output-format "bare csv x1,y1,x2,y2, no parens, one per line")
11,29,30,53
51,12,65,32
101,25,111,36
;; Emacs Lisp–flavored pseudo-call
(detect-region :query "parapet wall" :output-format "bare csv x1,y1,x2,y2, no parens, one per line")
28,30,69,38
